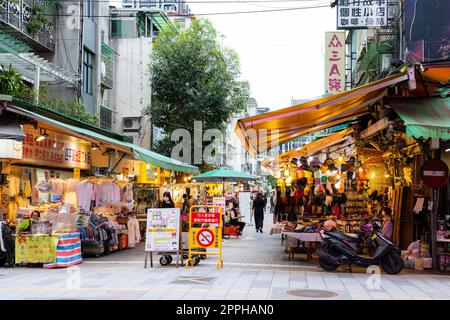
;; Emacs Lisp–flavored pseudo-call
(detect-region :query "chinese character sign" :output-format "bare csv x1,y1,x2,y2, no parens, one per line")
325,32,346,95
337,0,388,29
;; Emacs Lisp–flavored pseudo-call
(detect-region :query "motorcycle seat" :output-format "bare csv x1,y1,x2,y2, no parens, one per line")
325,230,360,243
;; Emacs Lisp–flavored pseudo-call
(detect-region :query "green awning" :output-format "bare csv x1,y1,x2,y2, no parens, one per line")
7,104,199,173
389,97,450,140
193,167,257,183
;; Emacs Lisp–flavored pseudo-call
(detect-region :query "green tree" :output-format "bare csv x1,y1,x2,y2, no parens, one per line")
147,19,249,163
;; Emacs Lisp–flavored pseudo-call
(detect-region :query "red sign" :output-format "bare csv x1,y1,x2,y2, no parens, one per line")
421,159,449,189
196,229,215,248
191,211,221,224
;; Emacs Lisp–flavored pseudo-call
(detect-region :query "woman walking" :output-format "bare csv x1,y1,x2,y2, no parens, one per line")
252,193,266,233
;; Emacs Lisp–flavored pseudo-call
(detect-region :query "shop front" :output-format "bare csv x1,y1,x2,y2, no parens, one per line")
0,101,198,267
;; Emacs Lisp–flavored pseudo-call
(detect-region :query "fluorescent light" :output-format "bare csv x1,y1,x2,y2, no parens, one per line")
446,148,450,152
35,129,48,142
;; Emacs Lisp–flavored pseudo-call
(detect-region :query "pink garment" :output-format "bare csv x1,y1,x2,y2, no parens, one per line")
50,179,64,194
96,181,121,206
127,217,141,248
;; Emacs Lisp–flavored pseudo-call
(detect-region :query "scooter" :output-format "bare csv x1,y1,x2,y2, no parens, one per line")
318,223,404,274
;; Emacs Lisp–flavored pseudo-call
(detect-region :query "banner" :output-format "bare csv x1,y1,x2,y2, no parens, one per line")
15,234,59,264
325,32,346,95
145,208,180,252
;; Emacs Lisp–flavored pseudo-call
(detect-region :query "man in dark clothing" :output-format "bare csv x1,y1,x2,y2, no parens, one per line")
181,194,190,215
252,193,266,233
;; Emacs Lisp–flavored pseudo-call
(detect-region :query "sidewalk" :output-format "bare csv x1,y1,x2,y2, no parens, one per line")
0,218,449,300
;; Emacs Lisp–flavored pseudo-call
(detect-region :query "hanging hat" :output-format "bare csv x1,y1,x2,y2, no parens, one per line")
307,177,314,184
321,175,328,183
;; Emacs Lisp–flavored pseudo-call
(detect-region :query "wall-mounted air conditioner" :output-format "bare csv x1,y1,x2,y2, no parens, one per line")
122,116,141,132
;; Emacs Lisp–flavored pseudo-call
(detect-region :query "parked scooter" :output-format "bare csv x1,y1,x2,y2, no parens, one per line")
318,221,403,274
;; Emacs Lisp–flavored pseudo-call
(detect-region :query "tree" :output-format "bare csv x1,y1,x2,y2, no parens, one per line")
147,19,249,165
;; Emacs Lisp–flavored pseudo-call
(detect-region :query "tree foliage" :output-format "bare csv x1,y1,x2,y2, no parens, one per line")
147,19,249,160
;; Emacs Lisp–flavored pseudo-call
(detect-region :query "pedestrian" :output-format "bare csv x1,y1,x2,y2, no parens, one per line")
381,207,393,240
230,202,246,235
160,191,174,208
252,193,266,233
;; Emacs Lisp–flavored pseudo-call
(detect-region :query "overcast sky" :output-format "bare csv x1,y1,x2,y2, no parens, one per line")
112,0,337,111
187,0,337,111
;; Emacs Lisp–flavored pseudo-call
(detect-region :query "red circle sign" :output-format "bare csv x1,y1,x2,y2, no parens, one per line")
420,159,449,189
196,229,215,248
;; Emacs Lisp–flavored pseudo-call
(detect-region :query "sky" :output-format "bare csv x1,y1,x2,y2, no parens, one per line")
186,0,338,111
111,0,338,111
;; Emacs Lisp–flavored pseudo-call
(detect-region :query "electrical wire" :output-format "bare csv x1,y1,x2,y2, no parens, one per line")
31,3,332,17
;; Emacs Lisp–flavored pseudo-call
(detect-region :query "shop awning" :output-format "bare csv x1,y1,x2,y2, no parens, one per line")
276,128,354,162
0,115,26,141
389,97,450,140
6,105,199,173
235,72,409,157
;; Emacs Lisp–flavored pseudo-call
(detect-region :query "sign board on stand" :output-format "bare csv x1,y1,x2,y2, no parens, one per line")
238,192,252,226
144,208,181,268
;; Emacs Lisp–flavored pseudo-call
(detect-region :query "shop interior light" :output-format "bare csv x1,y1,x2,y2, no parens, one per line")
371,172,376,179
91,143,99,151
358,167,364,172
154,172,158,176
35,128,48,142
446,148,450,152
284,169,289,177
335,181,341,189
192,179,196,183
385,174,390,178
146,164,151,169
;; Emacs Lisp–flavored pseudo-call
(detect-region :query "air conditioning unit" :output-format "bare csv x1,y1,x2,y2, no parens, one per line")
122,116,141,132
381,54,393,71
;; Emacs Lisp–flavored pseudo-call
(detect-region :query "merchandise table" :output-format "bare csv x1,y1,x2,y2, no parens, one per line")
282,232,322,261
14,233,82,268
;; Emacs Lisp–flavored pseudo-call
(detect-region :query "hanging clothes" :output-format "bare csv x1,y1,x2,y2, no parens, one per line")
127,216,141,248
77,181,97,211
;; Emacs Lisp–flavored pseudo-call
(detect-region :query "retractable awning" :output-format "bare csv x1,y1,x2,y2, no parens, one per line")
6,105,199,173
276,128,354,162
389,97,450,140
235,72,409,157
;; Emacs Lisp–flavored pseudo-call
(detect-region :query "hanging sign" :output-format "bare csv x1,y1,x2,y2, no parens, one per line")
21,125,91,170
0,139,23,159
420,159,449,189
73,168,81,179
15,234,59,264
145,208,180,252
325,32,346,94
337,0,388,29
212,196,226,213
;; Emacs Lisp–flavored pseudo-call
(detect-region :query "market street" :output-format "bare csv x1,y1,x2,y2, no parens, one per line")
1,219,449,300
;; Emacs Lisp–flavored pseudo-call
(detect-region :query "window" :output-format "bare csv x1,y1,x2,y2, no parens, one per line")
83,49,94,95
84,0,94,18
100,106,113,130
111,18,136,38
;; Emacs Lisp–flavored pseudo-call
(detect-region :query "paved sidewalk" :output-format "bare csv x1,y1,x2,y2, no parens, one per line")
0,217,449,300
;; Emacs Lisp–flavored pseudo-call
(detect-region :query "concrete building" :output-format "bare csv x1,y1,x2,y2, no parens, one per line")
108,8,171,148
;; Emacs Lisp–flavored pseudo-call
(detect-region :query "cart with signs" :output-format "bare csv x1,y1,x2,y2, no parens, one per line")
185,205,223,269
144,208,183,268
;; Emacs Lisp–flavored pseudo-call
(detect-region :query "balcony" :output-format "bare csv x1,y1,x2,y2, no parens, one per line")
0,0,55,52
101,43,115,89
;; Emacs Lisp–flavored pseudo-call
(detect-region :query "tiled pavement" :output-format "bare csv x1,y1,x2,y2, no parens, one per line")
1,214,449,300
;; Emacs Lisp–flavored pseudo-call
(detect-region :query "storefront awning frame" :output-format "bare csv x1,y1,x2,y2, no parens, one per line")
235,72,409,157
6,104,199,173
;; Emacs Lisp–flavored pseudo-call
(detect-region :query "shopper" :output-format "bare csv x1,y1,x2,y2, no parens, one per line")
160,191,175,208
381,207,393,240
181,194,190,215
230,202,246,235
253,193,266,233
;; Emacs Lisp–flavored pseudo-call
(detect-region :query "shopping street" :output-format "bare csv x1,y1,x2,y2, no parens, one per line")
1,219,449,300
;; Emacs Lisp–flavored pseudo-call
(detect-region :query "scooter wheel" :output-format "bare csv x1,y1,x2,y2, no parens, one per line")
167,255,173,264
318,256,339,272
200,254,207,260
380,253,403,274
160,255,171,266
193,256,201,266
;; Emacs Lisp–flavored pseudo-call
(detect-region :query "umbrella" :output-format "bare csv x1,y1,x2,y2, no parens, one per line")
192,167,257,193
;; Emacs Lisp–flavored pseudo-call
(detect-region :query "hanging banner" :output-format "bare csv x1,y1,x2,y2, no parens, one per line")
325,31,346,95
0,139,23,159
15,234,59,264
145,208,180,252
337,0,388,29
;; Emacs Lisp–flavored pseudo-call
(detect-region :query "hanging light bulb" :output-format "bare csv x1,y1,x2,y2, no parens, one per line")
335,181,341,189
91,143,99,151
146,164,151,169
358,167,364,172
284,169,289,177
35,128,49,142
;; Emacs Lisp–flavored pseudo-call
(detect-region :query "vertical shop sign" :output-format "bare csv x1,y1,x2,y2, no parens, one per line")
325,32,346,94
337,0,388,29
